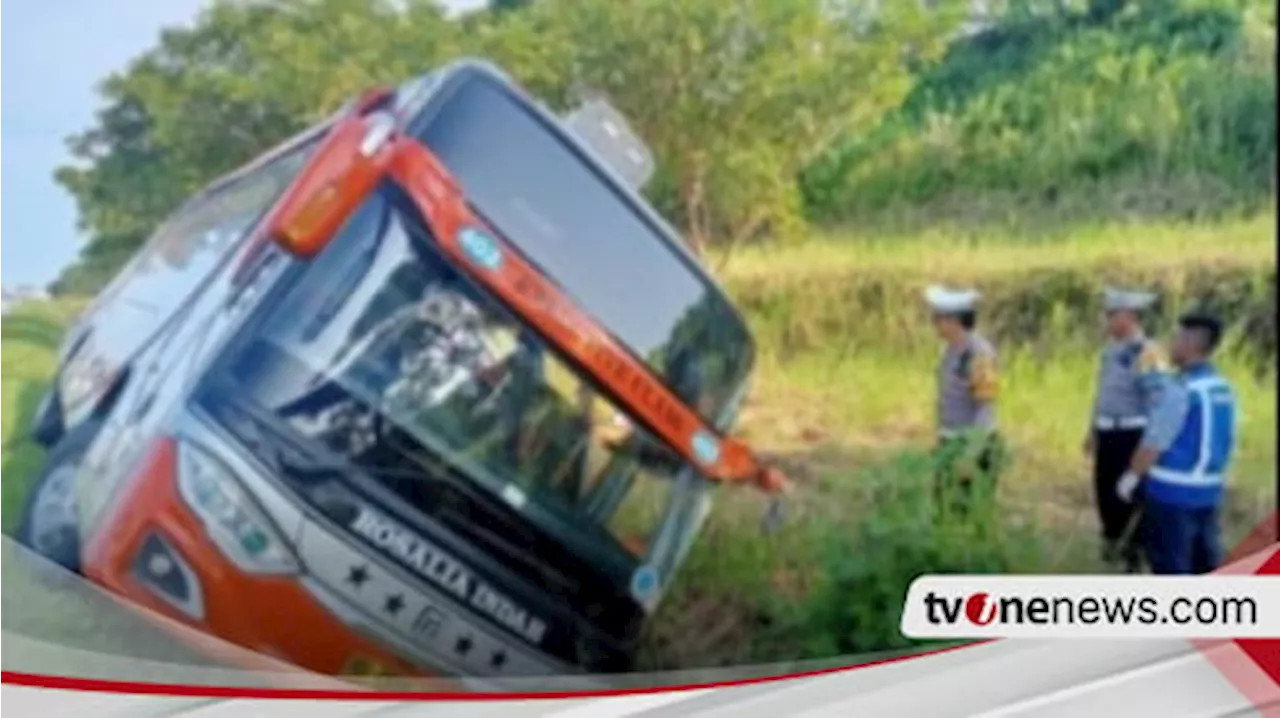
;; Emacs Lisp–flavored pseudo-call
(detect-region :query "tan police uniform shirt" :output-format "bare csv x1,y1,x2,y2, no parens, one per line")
1087,334,1168,436
937,332,999,438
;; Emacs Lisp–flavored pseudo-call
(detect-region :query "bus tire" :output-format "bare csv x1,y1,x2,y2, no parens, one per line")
14,417,103,576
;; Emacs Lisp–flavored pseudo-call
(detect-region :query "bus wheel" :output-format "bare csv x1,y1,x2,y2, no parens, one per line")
14,419,102,576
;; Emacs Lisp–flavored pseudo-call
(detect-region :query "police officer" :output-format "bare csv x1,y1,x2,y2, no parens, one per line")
1084,287,1166,571
1117,312,1237,575
925,286,1004,518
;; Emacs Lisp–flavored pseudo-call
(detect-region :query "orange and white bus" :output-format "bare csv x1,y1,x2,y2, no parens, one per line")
18,58,785,682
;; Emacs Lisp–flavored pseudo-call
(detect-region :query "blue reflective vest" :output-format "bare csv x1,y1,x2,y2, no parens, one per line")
1147,364,1236,508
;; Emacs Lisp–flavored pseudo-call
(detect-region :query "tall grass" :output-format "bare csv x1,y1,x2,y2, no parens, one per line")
719,213,1277,364
639,337,1275,668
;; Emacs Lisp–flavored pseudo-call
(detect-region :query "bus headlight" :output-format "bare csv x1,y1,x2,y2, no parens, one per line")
175,440,299,575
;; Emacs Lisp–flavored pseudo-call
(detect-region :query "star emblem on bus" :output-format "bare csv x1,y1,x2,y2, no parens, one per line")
346,564,370,588
455,635,473,656
384,593,405,616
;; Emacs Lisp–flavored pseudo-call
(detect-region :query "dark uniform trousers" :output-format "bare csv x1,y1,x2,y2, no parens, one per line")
935,432,1006,520
1092,428,1144,563
1144,501,1222,575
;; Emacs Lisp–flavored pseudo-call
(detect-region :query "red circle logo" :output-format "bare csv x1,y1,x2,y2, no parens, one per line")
965,592,997,625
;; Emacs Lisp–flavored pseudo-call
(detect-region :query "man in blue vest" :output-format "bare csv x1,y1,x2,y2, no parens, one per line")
1116,312,1237,575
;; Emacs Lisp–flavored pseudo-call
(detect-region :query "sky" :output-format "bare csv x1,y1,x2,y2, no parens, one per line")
0,0,486,288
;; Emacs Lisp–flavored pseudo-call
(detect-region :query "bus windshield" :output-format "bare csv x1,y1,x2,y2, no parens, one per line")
412,71,753,427
226,187,699,582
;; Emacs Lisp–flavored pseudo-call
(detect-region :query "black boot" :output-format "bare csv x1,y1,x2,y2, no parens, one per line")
1121,543,1143,574
1100,540,1119,565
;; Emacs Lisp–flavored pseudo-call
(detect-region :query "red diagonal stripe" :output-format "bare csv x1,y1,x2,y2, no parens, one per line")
1236,542,1280,686
1199,512,1280,709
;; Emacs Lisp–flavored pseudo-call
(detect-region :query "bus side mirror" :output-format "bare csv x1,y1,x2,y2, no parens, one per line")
266,111,397,258
564,98,655,191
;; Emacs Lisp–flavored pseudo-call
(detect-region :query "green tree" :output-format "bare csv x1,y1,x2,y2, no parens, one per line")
802,0,1276,223
476,0,966,254
53,0,460,293
54,1,295,292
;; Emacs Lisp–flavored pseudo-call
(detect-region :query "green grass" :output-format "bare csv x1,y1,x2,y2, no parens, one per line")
2,214,1275,672
721,211,1277,281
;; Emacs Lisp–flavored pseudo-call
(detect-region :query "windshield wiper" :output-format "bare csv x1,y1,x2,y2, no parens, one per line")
215,388,604,590
213,388,516,522
271,441,503,525
268,436,581,595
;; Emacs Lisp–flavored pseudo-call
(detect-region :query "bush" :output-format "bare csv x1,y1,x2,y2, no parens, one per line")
756,449,1046,659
